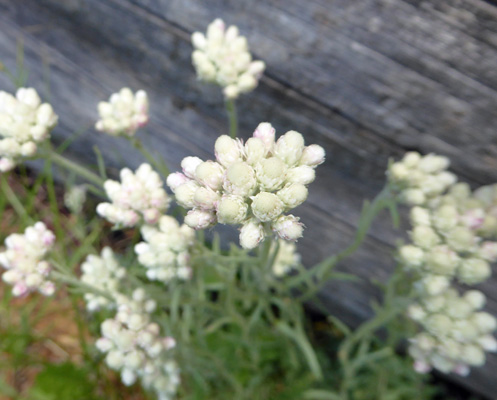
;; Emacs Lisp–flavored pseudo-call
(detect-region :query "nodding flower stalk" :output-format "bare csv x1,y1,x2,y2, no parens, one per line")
97,163,170,228
0,222,56,296
191,18,265,100
0,87,58,171
167,122,325,250
95,88,149,137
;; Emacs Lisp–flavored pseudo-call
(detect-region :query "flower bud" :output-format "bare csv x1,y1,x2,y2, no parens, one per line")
479,241,497,262
274,130,305,166
256,157,287,191
277,184,308,209
272,215,304,241
194,161,224,191
184,209,216,229
181,156,203,179
239,220,265,249
458,258,491,285
193,187,220,210
417,274,449,296
426,314,452,336
300,144,325,166
418,154,450,173
446,226,476,253
398,245,424,269
253,122,275,151
215,135,243,167
251,192,284,222
410,207,431,226
461,345,485,366
244,137,267,165
166,172,189,191
473,312,497,333
402,189,426,205
216,195,248,224
223,161,257,196
411,226,440,249
286,165,316,185
174,181,199,208
432,204,458,233
425,245,459,276
464,290,486,310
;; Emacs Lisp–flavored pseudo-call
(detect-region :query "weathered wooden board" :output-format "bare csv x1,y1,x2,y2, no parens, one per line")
0,0,496,397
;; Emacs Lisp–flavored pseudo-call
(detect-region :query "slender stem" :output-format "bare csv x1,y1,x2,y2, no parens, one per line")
48,150,105,187
290,184,397,301
129,137,170,178
225,98,238,139
1,174,32,223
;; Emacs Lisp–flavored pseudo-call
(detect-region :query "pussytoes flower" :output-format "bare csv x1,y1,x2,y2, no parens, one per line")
95,88,149,136
191,18,265,99
408,289,497,376
96,289,179,400
0,222,55,296
135,216,195,283
0,88,58,171
97,163,170,228
167,122,325,249
80,247,126,311
388,152,456,206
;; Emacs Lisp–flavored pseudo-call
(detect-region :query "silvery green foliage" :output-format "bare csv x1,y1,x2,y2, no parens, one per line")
191,18,265,99
388,152,456,206
0,222,55,296
96,289,179,400
135,215,195,283
97,163,170,228
0,87,58,171
167,122,325,249
80,247,126,311
95,88,149,137
408,289,497,376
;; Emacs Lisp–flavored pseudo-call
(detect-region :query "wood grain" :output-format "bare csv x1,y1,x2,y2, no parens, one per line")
0,0,496,396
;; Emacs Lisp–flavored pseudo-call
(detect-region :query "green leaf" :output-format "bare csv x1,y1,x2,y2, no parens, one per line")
29,363,100,400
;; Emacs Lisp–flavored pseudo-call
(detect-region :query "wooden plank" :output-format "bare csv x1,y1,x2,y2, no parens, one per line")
1,0,497,396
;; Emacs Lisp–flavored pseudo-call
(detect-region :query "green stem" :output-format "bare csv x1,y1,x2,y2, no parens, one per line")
129,137,170,178
0,174,32,224
290,184,397,301
48,150,105,188
225,98,238,138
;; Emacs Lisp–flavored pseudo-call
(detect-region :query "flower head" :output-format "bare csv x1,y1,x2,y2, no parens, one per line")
96,88,149,136
0,222,55,296
97,163,170,228
0,88,58,171
167,123,325,249
191,19,265,99
135,216,195,283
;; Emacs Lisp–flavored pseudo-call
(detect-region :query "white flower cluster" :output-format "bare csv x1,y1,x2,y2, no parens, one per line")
167,122,325,249
96,289,179,400
0,87,58,171
408,289,497,376
392,152,497,375
272,240,301,277
191,18,266,99
80,247,126,311
97,163,170,227
95,88,149,137
398,204,495,294
135,216,195,283
0,222,55,297
388,152,456,206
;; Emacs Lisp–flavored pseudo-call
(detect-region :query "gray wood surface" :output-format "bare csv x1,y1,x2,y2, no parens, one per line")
0,0,496,397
